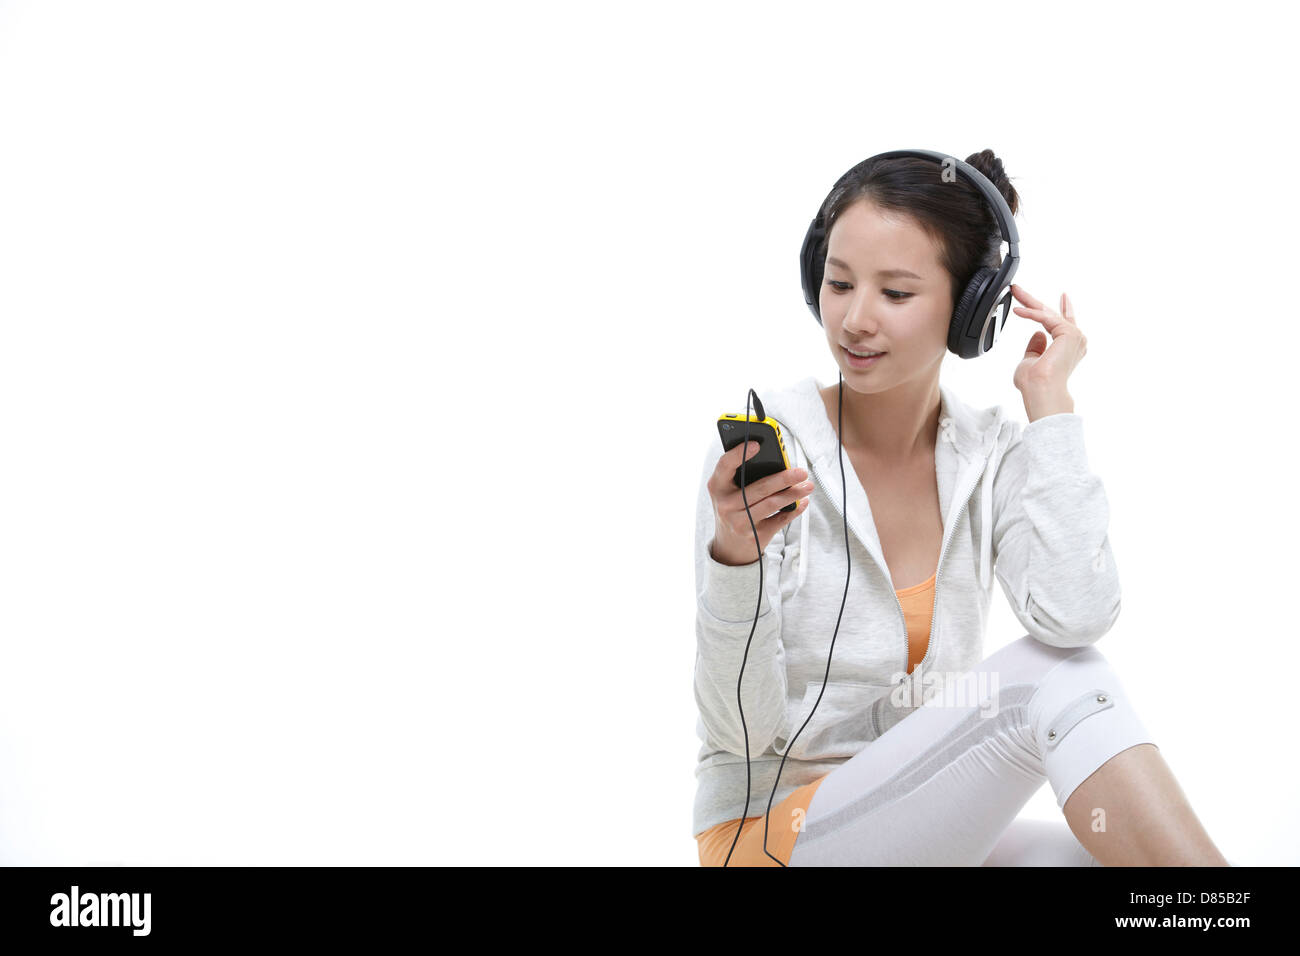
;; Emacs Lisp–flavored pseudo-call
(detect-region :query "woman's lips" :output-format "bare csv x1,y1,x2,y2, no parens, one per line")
843,346,885,368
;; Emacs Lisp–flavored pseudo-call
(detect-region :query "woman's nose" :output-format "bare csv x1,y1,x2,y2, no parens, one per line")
841,297,880,335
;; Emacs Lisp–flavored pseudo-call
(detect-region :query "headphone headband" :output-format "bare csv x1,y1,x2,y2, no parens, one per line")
863,149,1019,250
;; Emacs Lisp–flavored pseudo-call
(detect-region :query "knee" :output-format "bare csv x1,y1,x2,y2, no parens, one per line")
1025,643,1136,754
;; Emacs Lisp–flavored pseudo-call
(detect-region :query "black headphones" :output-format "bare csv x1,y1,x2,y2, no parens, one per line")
799,148,1020,360
725,149,1020,867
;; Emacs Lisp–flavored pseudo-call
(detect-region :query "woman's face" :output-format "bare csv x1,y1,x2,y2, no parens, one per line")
820,199,954,388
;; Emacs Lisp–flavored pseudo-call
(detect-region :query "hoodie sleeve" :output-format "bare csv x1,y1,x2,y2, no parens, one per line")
988,412,1122,648
692,434,788,758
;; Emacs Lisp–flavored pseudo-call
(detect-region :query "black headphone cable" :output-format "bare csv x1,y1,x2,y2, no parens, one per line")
723,373,851,867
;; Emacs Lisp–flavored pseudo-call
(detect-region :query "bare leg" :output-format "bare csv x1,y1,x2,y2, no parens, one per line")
1062,743,1228,866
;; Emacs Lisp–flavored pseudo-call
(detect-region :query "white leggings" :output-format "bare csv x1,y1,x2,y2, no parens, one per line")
788,635,1159,867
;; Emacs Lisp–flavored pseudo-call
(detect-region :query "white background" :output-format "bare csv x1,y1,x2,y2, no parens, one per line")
0,0,1294,866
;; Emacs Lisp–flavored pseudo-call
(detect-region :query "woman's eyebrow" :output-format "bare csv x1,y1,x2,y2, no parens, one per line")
826,256,922,280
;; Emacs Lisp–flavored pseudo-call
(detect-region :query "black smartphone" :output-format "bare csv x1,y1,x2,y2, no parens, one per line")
716,412,797,514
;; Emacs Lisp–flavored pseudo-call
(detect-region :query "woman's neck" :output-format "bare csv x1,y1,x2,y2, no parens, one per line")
820,378,942,463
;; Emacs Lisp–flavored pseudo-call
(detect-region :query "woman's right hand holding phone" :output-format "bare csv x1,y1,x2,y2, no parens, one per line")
707,441,813,567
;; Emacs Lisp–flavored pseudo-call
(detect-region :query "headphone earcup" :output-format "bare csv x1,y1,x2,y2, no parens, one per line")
948,267,998,359
800,218,826,327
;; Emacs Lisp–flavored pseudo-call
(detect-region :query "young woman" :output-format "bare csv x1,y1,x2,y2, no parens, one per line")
690,150,1229,867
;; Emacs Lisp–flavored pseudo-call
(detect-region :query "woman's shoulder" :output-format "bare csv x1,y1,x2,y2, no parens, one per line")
938,381,1020,442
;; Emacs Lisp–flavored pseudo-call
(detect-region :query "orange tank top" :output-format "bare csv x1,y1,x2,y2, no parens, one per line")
895,571,936,674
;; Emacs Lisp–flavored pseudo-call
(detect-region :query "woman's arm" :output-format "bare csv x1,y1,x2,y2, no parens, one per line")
989,411,1122,648
692,437,789,757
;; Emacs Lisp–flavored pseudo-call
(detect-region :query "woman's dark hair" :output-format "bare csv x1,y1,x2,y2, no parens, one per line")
817,149,1020,307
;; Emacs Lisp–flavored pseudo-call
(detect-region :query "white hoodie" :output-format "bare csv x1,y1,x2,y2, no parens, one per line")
690,375,1122,838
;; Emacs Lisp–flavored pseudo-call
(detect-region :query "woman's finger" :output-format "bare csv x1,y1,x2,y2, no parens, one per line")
1011,303,1074,340
1010,283,1048,311
730,494,806,533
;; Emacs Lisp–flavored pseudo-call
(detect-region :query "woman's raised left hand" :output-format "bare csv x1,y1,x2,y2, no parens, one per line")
1009,283,1087,399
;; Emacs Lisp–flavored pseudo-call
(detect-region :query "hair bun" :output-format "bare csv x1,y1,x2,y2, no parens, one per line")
964,149,1019,216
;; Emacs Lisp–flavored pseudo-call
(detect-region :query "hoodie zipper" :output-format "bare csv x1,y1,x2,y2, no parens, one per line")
911,483,968,680
914,429,1002,681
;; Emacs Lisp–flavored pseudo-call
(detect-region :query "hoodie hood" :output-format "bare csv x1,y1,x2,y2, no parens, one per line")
761,376,1012,597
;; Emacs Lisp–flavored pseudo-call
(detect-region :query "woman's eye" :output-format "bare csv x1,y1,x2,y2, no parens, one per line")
826,280,910,301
